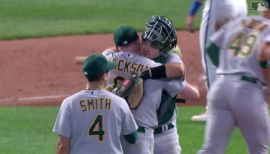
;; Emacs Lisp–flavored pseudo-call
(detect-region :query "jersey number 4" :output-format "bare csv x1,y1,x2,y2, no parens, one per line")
89,114,105,141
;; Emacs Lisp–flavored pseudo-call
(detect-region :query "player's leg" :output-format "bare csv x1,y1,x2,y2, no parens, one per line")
232,83,270,154
121,128,154,154
198,106,234,153
154,127,181,154
192,0,215,122
198,79,235,154
199,0,215,89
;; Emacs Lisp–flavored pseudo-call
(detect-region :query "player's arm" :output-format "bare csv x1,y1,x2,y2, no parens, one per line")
259,42,270,93
162,78,200,102
141,51,185,80
177,82,200,101
56,135,70,154
259,42,270,69
165,62,185,77
206,41,220,67
206,23,228,67
140,62,185,79
186,0,204,32
123,131,138,144
164,49,185,78
75,56,87,64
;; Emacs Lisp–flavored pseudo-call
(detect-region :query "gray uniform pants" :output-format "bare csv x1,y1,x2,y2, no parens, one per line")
198,75,270,154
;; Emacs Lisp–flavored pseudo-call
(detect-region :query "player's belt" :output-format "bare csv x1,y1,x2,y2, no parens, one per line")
241,75,267,88
154,123,174,134
219,74,266,87
241,75,260,84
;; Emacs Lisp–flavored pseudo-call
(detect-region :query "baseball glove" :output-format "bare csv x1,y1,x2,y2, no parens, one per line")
112,74,144,109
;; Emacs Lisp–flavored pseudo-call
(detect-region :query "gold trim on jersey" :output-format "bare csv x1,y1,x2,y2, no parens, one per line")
241,18,268,32
112,58,149,73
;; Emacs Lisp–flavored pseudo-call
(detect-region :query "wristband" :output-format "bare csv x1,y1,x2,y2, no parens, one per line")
140,65,167,79
189,1,202,16
150,65,167,79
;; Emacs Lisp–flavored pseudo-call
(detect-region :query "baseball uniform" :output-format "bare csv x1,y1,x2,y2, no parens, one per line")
189,0,248,122
103,49,185,154
53,89,138,154
153,52,185,154
200,0,247,88
198,16,270,154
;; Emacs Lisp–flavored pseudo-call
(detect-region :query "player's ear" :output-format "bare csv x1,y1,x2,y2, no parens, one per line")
103,72,109,81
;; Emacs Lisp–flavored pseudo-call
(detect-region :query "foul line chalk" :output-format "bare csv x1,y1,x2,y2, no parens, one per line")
0,94,70,104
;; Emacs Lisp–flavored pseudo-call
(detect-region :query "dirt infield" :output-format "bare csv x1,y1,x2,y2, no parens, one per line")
0,31,207,106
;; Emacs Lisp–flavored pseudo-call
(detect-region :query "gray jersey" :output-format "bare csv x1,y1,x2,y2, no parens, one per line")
103,50,160,88
159,52,186,125
199,0,247,88
103,50,185,128
53,89,138,154
211,16,270,84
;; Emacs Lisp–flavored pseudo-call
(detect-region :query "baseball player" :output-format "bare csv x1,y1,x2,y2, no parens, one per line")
198,5,270,154
186,0,248,122
53,54,138,154
141,15,200,154
103,25,186,154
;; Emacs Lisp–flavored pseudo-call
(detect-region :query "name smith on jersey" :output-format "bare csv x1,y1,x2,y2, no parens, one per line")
80,98,111,111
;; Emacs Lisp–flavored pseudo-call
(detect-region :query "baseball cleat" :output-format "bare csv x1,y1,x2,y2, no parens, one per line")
191,113,207,122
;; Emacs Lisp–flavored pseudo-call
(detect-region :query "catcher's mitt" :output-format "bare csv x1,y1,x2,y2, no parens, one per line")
113,74,144,109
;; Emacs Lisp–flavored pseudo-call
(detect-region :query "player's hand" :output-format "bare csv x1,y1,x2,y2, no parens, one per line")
186,16,195,33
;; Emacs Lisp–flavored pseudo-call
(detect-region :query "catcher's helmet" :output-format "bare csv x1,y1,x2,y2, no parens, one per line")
262,0,270,9
142,15,177,52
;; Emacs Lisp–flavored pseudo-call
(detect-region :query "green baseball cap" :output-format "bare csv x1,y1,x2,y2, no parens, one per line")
114,26,139,47
83,54,116,79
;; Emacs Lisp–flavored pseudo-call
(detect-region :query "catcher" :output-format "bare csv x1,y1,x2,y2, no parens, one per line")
103,25,186,154
75,25,198,154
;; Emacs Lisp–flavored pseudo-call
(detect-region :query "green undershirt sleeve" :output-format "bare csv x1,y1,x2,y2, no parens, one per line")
206,41,220,67
123,131,138,144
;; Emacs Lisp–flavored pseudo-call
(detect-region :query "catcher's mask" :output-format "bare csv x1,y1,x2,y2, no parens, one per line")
142,15,177,53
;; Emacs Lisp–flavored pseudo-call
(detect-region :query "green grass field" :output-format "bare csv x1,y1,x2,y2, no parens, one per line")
0,0,257,40
0,0,194,40
0,106,249,154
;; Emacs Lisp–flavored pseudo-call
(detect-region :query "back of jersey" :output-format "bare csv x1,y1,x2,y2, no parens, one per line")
53,89,137,154
213,16,270,83
102,50,184,128
102,50,160,88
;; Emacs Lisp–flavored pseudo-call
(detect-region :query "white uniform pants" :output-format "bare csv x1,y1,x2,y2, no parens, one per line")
154,125,181,154
122,127,154,154
198,76,270,154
